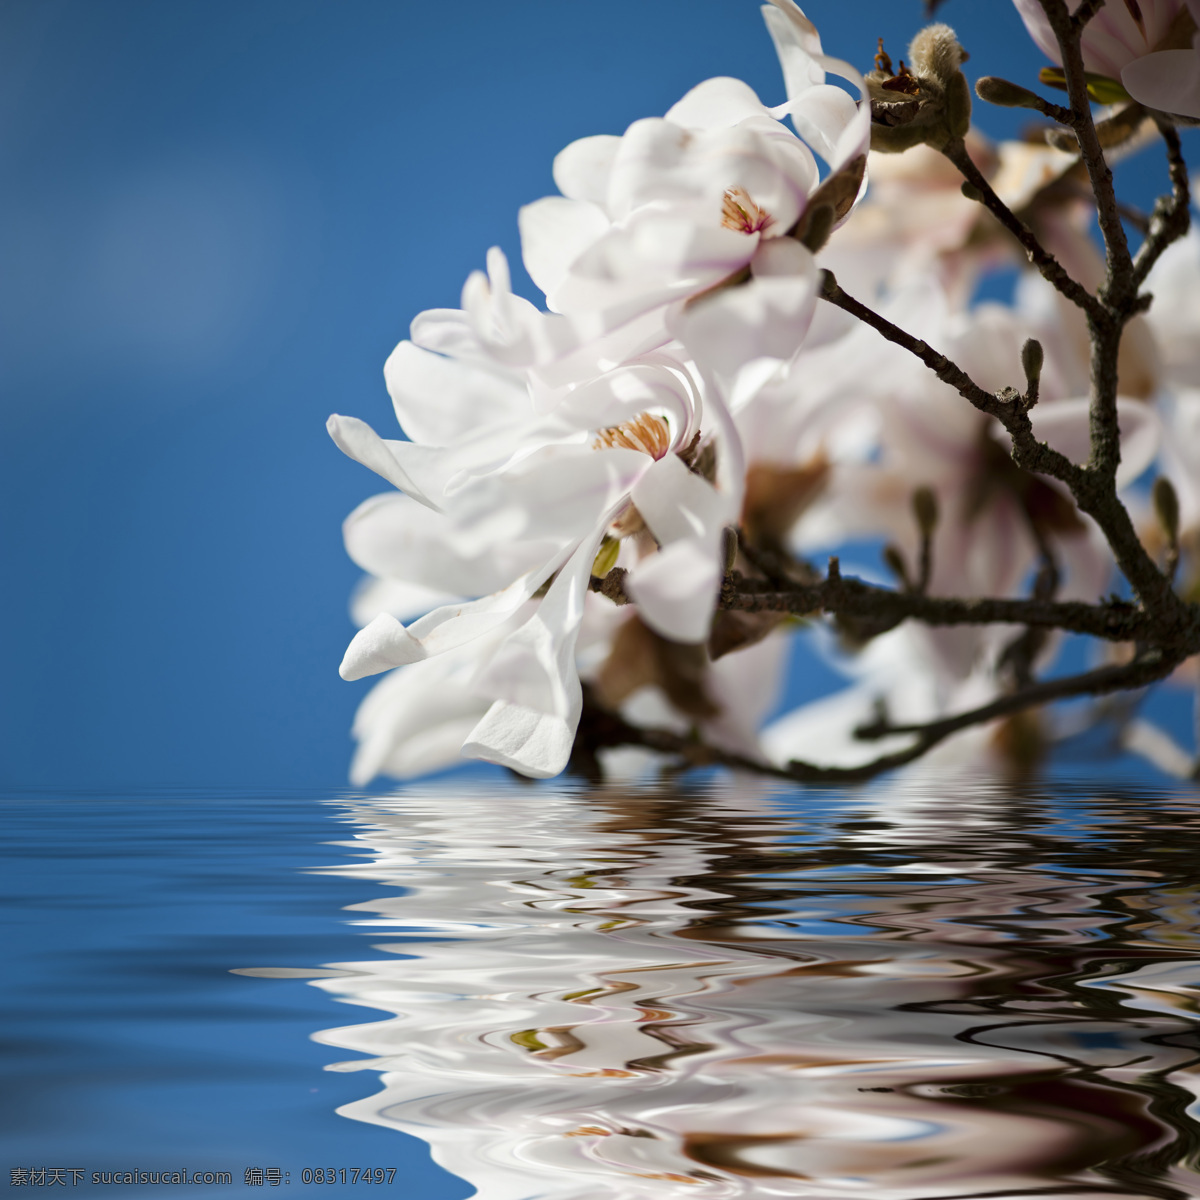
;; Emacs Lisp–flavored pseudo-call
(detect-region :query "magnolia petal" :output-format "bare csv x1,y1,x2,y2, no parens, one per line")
461,535,602,776
1122,48,1200,120
338,556,561,680
626,537,723,644
784,83,868,174
631,451,732,546
760,0,826,96
462,701,577,778
326,414,443,510
343,491,553,596
518,196,611,303
672,237,818,404
383,340,528,446
665,76,775,130
1012,0,1062,63
349,659,490,785
553,211,753,321
349,576,458,628
552,134,621,207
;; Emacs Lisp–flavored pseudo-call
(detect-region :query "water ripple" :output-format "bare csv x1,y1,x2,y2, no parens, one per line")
252,781,1200,1199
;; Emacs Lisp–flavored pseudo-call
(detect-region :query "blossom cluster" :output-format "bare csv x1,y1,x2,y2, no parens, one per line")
329,0,1200,784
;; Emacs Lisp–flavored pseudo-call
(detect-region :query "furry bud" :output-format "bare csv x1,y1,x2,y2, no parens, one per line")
867,24,971,153
975,75,1043,110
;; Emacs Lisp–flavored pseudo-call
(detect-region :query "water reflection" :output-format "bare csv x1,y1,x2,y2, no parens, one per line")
285,783,1200,1197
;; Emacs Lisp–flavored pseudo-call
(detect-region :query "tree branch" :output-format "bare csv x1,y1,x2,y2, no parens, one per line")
941,137,1101,317
1036,0,1134,302
818,271,1086,492
1132,121,1192,287
855,652,1179,744
591,565,1161,643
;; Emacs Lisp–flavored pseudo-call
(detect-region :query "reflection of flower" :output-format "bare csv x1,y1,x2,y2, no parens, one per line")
290,789,1200,1199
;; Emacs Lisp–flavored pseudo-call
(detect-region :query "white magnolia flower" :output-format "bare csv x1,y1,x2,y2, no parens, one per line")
518,7,868,400
1144,226,1200,531
1014,0,1200,119
329,328,740,778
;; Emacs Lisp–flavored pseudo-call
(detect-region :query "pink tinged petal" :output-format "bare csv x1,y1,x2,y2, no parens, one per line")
383,341,529,446
518,196,610,303
1013,0,1065,64
1122,49,1200,118
760,0,826,96
326,414,443,510
552,135,621,207
626,537,723,643
664,77,775,130
782,83,869,175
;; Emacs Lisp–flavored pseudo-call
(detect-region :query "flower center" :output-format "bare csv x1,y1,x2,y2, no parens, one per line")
720,187,772,235
592,413,671,460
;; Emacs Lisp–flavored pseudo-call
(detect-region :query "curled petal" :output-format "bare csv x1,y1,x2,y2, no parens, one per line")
338,557,560,681
461,535,602,776
461,701,578,779
326,414,443,510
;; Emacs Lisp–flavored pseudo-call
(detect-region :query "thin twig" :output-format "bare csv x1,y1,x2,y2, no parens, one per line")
1071,0,1108,30
1037,0,1134,301
942,136,1101,317
856,652,1179,743
819,271,1085,491
574,651,1182,786
1132,122,1192,287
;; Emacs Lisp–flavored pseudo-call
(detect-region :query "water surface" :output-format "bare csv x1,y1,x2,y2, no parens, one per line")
4,779,1200,1198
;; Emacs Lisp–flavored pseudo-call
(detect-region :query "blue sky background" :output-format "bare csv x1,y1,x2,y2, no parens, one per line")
1,0,1191,792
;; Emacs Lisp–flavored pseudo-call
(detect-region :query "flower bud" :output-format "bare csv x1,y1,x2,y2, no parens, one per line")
1153,476,1181,546
867,24,971,153
912,486,939,538
1020,338,1044,388
975,75,1044,110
